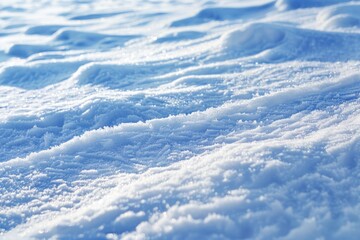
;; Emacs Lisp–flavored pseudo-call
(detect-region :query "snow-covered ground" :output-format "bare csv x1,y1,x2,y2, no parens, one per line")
1,0,360,239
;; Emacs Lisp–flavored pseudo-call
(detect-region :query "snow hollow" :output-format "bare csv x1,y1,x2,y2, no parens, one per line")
1,0,360,239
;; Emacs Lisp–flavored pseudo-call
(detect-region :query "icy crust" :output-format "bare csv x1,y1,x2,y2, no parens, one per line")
4,97,360,240
1,0,360,239
2,73,360,239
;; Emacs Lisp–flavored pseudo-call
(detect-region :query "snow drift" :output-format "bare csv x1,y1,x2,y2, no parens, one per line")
1,0,360,239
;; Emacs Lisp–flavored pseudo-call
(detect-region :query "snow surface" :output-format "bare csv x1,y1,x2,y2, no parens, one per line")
1,0,360,239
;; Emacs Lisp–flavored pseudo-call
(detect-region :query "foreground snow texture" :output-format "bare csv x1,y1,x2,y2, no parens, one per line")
1,0,360,239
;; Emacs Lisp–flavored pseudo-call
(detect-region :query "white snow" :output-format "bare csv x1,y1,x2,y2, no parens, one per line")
1,0,360,239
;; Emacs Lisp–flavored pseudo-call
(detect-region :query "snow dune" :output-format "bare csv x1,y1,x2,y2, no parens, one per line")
1,0,360,239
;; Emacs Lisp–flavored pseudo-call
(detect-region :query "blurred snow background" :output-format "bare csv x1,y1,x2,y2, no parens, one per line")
1,0,360,239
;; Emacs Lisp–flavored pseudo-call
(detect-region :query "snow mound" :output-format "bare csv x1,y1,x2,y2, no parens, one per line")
54,30,140,48
154,31,206,43
69,11,127,21
6,44,55,58
75,63,161,89
317,4,360,30
25,25,67,35
275,0,352,11
221,22,360,62
0,61,84,89
170,2,273,27
221,23,285,57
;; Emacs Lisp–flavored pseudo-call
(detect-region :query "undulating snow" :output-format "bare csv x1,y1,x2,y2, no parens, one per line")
1,0,360,239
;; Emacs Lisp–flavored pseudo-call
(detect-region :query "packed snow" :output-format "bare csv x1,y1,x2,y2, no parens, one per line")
1,0,360,239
